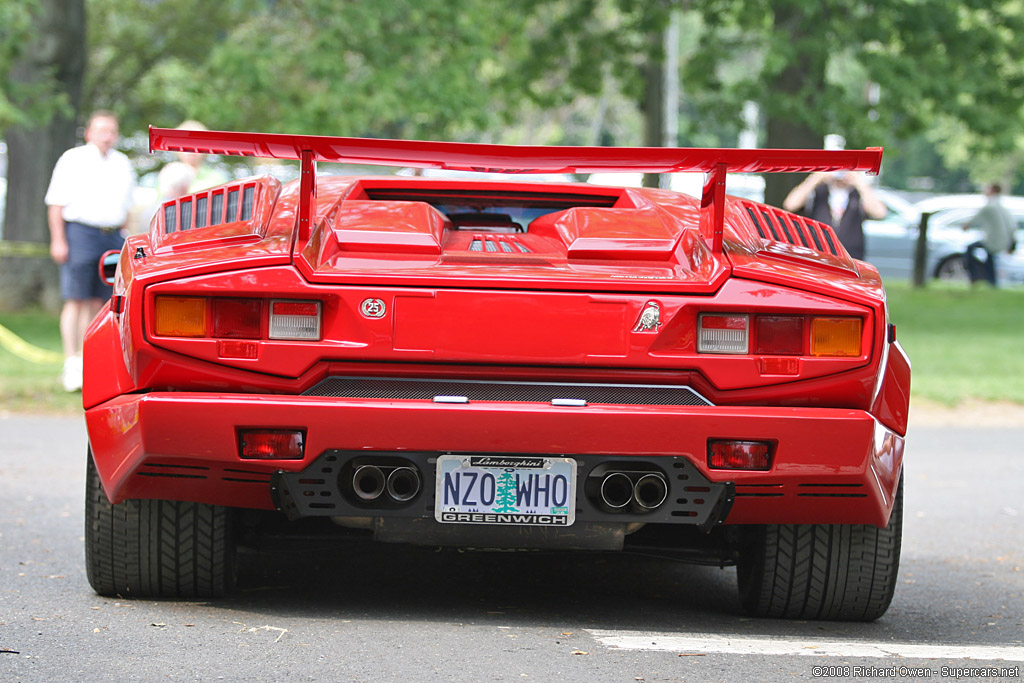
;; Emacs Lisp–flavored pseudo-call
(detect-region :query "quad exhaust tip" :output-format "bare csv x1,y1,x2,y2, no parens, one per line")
351,464,422,503
386,466,421,502
633,473,669,510
598,471,669,512
352,465,386,501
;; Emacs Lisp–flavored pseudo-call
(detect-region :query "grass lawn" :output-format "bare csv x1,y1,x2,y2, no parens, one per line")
1,281,1022,413
0,310,81,413
884,281,1024,405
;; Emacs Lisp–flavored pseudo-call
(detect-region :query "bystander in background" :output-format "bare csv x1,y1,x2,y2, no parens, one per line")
45,111,136,392
783,171,886,260
962,184,1015,288
138,161,195,233
174,120,229,191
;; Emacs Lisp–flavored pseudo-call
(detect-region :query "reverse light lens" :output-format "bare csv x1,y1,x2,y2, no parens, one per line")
697,314,749,354
811,317,862,357
238,429,304,459
708,440,772,470
213,298,262,339
269,299,321,340
154,296,206,337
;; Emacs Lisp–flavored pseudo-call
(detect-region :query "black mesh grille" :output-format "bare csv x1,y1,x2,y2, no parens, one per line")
303,377,712,406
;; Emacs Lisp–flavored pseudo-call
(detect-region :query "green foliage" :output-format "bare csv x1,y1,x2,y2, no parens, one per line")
0,0,72,130
685,1,1024,171
78,0,533,140
226,1,505,137
85,0,256,131
0,1,35,127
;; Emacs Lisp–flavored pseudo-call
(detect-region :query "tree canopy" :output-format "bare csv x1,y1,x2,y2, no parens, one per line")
7,0,1024,309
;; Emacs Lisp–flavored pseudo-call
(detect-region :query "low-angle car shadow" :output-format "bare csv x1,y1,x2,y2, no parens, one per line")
227,522,745,632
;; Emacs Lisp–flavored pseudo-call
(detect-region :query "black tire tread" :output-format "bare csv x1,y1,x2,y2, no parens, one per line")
85,449,234,598
738,477,902,621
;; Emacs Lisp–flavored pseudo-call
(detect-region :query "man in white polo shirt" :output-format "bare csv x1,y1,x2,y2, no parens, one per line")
45,110,136,391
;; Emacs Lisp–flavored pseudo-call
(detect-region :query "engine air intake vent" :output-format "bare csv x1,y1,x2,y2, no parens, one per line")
468,235,531,253
159,177,278,235
739,200,842,257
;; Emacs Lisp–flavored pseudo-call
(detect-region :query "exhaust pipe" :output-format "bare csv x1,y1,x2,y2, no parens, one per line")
352,465,386,501
633,473,668,510
599,472,634,510
386,466,421,502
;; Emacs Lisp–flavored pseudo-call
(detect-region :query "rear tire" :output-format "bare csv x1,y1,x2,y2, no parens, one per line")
737,476,902,621
935,255,968,281
85,448,235,598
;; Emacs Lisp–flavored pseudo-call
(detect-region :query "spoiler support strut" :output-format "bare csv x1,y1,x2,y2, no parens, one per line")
150,126,882,250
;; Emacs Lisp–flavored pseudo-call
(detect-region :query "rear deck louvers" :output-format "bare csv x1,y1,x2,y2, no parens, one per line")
162,180,262,234
468,235,531,253
740,200,842,257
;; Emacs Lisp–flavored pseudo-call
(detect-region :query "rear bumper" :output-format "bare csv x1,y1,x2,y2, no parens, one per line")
86,393,903,527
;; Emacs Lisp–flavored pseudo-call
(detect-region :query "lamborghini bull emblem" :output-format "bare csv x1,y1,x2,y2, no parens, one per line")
633,301,662,332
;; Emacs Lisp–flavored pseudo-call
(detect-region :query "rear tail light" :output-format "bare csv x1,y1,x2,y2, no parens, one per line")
697,313,863,358
154,296,206,337
697,314,749,354
238,429,304,459
269,300,322,340
754,315,804,355
213,298,261,339
708,440,772,470
153,296,322,342
811,317,862,357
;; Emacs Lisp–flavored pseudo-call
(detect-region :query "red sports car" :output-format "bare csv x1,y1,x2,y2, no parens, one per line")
83,128,909,621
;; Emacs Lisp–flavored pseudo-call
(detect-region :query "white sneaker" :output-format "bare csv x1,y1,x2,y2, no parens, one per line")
61,356,83,392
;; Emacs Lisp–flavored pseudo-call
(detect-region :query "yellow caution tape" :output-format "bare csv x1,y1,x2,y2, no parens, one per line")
0,322,64,364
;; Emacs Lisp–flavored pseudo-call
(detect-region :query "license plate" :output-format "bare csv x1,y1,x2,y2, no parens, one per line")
434,455,576,526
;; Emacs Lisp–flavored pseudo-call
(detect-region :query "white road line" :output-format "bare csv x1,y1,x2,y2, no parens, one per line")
586,630,1024,662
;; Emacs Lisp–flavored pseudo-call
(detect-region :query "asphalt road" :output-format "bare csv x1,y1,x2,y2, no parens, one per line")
1,413,1021,682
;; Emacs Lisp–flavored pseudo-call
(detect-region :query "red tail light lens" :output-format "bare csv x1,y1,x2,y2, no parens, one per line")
754,315,804,355
213,298,262,339
708,440,772,470
238,429,304,459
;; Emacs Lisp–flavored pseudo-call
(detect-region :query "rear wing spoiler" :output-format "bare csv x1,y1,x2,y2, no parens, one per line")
150,126,882,253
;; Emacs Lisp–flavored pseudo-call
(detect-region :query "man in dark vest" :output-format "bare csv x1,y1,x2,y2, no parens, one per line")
782,171,887,260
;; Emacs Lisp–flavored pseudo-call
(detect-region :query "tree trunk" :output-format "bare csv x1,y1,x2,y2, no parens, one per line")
641,29,664,189
1,0,86,311
761,6,827,209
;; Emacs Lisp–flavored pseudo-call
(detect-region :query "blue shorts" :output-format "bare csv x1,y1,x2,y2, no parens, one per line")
60,222,125,301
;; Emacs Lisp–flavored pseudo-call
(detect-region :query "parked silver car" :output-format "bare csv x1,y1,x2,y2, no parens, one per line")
912,194,1024,286
862,189,975,281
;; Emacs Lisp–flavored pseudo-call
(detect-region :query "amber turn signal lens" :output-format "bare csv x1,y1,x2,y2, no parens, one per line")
810,317,862,357
154,296,206,337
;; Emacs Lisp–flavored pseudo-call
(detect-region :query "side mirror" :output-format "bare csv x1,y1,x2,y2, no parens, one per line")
99,249,120,286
